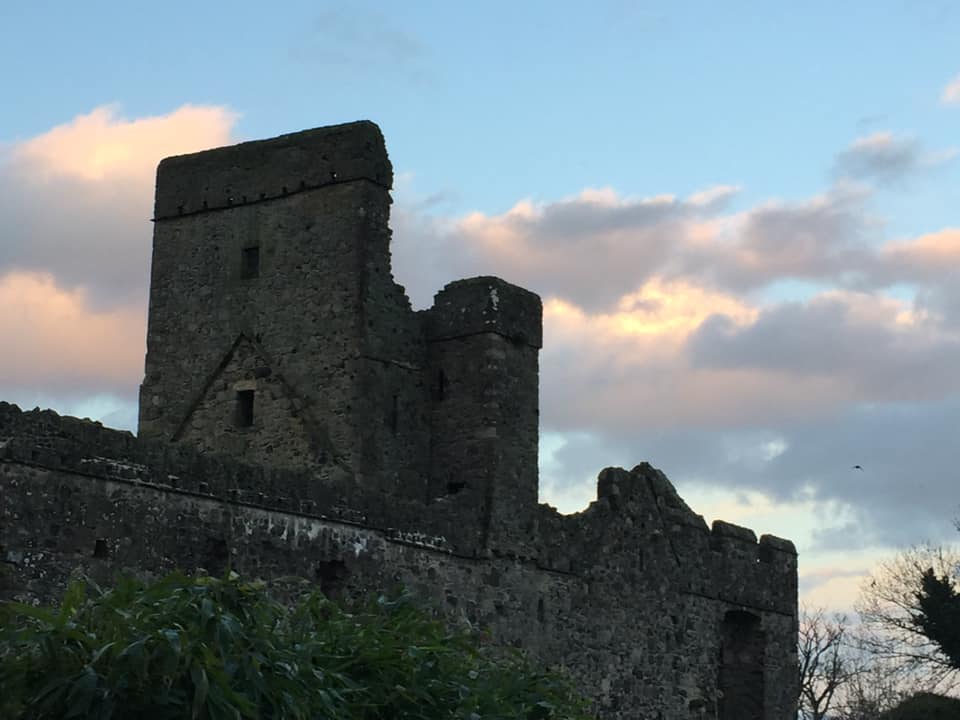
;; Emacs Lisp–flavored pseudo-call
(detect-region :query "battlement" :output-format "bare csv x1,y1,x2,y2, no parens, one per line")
153,121,391,220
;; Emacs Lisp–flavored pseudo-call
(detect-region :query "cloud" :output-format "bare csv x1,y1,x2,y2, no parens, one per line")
0,104,236,308
0,104,236,422
880,228,960,279
391,173,960,451
698,186,875,291
941,73,960,105
6,106,959,565
450,189,717,310
393,182,878,310
799,561,882,613
12,105,236,182
0,272,144,396
388,160,960,552
688,290,959,403
832,132,956,184
873,228,960,328
291,8,432,84
534,395,960,552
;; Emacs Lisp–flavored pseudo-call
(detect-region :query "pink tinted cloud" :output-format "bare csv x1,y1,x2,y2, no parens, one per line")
393,181,875,311
531,238,957,431
0,272,144,393
390,179,960,432
941,73,960,105
1,104,237,398
14,104,237,182
881,228,960,272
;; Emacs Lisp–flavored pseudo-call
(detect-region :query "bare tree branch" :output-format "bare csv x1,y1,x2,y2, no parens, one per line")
798,607,851,720
854,544,960,692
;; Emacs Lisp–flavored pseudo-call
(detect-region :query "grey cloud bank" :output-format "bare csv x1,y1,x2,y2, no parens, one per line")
0,162,152,308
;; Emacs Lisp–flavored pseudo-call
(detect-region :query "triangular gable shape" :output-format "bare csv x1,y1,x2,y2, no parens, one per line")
172,333,337,472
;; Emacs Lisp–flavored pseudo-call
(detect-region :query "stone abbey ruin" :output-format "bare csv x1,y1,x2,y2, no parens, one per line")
0,121,798,718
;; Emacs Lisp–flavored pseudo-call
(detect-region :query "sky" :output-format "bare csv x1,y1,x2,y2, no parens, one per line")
2,0,960,613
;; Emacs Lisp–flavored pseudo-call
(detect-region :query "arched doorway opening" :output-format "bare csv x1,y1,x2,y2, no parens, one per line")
719,610,765,720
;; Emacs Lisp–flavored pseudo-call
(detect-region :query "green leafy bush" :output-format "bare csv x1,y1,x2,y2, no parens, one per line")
0,573,591,720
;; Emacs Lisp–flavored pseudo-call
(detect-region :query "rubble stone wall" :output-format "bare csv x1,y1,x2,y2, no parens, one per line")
2,121,798,719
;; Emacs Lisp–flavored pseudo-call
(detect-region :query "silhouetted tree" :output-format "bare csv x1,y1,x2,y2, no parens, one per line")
913,568,960,669
856,543,960,690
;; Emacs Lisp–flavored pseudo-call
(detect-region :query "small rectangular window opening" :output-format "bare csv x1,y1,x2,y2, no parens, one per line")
240,246,260,279
236,390,255,428
435,369,446,401
93,538,109,559
389,395,399,435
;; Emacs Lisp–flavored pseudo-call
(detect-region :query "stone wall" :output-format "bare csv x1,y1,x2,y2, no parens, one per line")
1,402,797,719
2,121,799,718
139,122,550,555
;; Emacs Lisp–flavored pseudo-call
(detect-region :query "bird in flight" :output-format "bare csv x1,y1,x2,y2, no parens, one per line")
852,465,864,471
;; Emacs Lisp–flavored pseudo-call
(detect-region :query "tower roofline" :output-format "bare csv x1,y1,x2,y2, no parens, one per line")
153,120,391,220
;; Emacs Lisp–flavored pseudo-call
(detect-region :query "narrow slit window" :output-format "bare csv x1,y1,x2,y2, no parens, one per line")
435,369,446,401
236,390,255,428
389,395,399,434
241,246,260,279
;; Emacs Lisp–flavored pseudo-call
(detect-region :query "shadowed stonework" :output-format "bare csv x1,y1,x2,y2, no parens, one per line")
0,121,798,719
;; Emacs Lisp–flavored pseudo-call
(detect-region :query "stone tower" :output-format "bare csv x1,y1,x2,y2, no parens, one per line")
425,278,541,545
1,120,798,719
140,122,429,495
137,121,543,547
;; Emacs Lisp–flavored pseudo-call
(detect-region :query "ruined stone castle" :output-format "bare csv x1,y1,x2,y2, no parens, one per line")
0,121,798,719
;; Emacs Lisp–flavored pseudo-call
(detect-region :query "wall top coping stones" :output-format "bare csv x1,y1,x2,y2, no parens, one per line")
426,276,543,348
153,120,392,221
0,400,795,611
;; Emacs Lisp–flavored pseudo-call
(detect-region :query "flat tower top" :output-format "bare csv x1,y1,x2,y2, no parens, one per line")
154,120,392,220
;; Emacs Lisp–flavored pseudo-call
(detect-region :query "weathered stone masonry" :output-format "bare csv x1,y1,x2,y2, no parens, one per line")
1,121,798,719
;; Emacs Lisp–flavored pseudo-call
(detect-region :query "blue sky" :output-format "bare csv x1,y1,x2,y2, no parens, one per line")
3,1,960,610
5,2,958,217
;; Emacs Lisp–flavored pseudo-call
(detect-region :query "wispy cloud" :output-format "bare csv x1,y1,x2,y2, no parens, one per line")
832,131,956,184
941,73,960,105
291,7,433,85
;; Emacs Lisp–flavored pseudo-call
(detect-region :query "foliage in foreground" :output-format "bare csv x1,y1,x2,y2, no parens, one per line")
878,691,960,720
0,573,591,720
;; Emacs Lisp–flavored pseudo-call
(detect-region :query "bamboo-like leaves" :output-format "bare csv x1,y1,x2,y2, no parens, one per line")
1,573,590,719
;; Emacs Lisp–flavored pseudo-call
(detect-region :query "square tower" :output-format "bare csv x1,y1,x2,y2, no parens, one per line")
139,122,430,497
